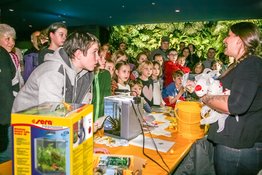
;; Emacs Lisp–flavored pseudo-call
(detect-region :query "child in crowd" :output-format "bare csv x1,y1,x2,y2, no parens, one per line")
181,47,191,67
189,61,205,81
136,52,148,65
187,43,200,69
112,50,135,71
176,55,186,66
38,28,49,50
114,61,131,95
118,41,127,52
92,53,111,121
163,48,180,87
130,51,148,80
129,80,151,113
111,50,128,63
105,59,118,95
211,60,223,78
137,61,154,106
38,22,68,64
176,55,191,73
105,59,115,78
151,61,165,106
192,61,205,74
162,70,187,108
100,43,111,60
153,53,164,67
187,61,205,100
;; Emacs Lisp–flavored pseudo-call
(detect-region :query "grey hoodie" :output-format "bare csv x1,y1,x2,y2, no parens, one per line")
12,48,94,112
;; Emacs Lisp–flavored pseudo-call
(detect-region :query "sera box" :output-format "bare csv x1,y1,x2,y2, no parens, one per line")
11,102,93,175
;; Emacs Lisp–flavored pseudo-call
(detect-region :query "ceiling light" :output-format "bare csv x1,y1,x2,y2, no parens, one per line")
175,9,180,13
29,25,32,28
122,5,125,8
62,21,66,23
152,2,156,6
109,16,112,19
9,9,14,12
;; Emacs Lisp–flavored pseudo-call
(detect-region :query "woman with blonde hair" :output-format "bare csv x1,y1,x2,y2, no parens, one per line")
0,23,18,163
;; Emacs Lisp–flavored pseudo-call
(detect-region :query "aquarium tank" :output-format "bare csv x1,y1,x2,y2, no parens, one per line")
34,138,66,174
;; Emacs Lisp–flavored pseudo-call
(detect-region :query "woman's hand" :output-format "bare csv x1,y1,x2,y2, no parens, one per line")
185,80,196,93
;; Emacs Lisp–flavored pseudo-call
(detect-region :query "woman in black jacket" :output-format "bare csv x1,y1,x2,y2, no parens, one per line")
202,22,262,175
0,24,16,163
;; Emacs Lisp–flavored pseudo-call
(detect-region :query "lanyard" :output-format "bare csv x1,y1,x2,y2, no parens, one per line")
10,52,20,69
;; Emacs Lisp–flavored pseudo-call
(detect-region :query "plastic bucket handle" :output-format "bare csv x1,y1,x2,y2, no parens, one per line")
174,108,201,124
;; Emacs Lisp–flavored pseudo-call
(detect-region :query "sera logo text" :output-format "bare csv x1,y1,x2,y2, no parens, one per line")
32,119,53,125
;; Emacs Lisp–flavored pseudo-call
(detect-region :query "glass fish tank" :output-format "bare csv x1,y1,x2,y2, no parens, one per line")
34,138,66,175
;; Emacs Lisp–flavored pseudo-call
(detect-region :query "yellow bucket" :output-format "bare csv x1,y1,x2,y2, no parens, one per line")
174,101,205,140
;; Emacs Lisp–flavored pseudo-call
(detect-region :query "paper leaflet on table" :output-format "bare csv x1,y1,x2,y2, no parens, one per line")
129,135,175,153
94,136,129,147
144,113,172,137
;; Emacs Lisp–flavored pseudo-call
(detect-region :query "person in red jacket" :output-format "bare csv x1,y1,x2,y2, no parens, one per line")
163,49,191,87
163,48,180,87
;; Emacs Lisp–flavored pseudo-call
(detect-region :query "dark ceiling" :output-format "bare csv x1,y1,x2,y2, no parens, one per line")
1,0,262,40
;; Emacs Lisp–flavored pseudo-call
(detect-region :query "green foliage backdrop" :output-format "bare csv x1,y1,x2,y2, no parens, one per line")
109,19,262,61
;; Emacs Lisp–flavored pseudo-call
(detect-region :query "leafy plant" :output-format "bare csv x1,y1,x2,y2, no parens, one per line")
109,19,262,61
104,116,120,136
37,143,66,173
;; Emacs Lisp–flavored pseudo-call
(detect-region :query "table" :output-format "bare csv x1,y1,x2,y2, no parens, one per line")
1,136,193,175
0,116,195,175
0,160,12,175
94,115,195,175
95,134,194,174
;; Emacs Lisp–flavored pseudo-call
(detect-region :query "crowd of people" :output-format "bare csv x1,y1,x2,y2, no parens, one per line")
0,21,261,175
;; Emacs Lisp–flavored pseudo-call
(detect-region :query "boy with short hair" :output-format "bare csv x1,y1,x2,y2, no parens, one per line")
162,70,187,108
13,31,100,112
163,48,180,87
153,53,164,67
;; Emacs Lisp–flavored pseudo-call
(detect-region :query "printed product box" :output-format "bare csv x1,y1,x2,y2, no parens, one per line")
11,102,93,175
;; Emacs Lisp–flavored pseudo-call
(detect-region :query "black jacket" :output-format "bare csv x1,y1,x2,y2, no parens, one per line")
0,47,15,125
208,55,262,148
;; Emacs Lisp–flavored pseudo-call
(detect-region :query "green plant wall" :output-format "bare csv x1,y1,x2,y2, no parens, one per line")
109,19,262,62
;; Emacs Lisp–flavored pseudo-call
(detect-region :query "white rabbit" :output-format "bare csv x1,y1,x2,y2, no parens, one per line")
194,68,238,132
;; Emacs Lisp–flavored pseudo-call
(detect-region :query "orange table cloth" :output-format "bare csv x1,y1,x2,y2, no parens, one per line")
0,113,195,175
0,160,12,175
0,134,193,175
95,130,194,175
